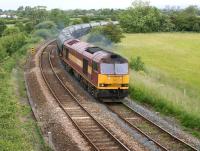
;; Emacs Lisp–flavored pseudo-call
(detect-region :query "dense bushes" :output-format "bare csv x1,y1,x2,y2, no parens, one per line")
3,27,20,36
87,24,124,44
33,21,58,39
1,33,26,56
130,56,145,71
33,29,53,39
0,33,26,61
35,21,57,30
0,19,6,36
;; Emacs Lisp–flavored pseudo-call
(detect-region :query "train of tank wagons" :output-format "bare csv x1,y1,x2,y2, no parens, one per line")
57,21,129,99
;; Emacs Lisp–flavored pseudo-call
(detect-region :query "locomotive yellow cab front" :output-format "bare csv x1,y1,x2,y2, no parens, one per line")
98,74,129,89
95,62,129,98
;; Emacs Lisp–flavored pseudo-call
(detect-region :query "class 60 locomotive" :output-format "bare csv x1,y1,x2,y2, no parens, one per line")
57,22,129,99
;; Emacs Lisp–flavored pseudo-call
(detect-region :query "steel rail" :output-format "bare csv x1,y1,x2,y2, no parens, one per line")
123,102,198,151
106,103,168,151
106,102,198,151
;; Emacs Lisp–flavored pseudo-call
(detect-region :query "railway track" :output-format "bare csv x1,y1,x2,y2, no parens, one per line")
105,102,198,151
39,42,131,151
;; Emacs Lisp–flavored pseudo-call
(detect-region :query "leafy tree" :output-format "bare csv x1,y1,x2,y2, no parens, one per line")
49,9,70,29
87,28,111,45
35,21,57,30
171,11,200,31
88,24,124,44
193,23,200,32
35,21,58,37
101,24,124,43
158,14,175,32
33,29,53,39
17,6,24,11
24,22,34,33
0,20,6,36
3,27,20,36
119,1,172,33
183,5,199,16
19,6,48,24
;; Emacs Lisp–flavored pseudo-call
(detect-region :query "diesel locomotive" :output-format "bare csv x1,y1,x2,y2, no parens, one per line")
57,22,129,98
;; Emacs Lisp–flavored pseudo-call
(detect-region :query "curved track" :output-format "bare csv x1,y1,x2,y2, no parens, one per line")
39,42,131,151
105,102,198,151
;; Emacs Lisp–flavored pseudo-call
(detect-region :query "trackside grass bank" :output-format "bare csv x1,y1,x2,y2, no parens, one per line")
116,33,200,138
0,40,50,150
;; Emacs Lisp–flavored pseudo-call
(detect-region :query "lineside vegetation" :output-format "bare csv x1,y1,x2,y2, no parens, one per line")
116,33,200,138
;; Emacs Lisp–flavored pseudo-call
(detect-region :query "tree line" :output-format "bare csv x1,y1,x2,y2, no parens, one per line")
1,1,200,38
120,1,200,33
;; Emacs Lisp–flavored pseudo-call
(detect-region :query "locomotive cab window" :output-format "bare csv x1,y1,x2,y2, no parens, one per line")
92,62,98,71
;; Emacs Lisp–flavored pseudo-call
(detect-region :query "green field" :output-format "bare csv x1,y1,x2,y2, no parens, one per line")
116,33,200,136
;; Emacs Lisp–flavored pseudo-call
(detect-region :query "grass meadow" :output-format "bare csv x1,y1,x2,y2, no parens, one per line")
116,33,200,137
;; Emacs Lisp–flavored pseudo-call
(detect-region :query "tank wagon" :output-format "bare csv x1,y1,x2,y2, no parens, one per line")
57,22,129,98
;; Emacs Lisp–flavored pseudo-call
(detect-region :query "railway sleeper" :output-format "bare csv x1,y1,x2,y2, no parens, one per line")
76,121,95,125
91,138,112,142
65,107,81,109
99,146,121,151
95,141,117,146
80,125,98,129
71,116,90,120
68,111,88,116
67,109,87,113
84,131,107,136
82,128,102,132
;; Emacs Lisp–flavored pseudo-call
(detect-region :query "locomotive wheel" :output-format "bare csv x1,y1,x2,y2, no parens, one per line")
61,60,66,68
88,85,94,96
80,78,87,90
65,64,72,72
93,89,98,98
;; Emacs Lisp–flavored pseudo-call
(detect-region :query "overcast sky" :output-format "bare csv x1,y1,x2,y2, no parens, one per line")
0,0,200,10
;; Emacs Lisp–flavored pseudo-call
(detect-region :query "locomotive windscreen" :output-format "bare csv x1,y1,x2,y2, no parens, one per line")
100,63,128,75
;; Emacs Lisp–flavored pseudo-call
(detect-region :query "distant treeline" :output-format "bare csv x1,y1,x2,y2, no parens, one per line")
1,0,200,33
119,1,200,33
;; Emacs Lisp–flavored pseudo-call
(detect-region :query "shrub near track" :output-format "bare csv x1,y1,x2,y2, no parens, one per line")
116,33,200,138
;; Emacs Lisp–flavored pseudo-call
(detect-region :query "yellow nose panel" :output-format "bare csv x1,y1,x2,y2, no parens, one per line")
98,74,129,84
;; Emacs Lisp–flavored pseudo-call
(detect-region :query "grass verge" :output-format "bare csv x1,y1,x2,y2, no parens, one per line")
0,41,51,150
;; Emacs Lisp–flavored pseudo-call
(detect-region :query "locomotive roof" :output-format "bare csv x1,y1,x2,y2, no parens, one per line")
64,39,127,64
